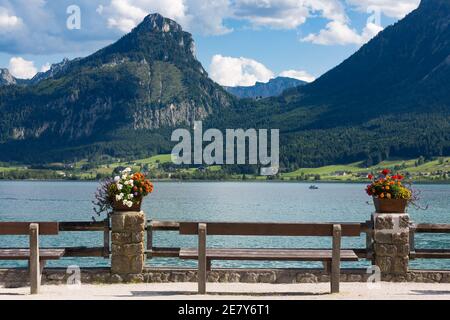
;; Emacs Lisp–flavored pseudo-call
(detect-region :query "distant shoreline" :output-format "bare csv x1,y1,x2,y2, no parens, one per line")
1,178,450,185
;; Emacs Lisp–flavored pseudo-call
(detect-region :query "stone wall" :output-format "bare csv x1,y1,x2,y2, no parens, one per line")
110,211,146,281
2,268,450,287
373,213,410,275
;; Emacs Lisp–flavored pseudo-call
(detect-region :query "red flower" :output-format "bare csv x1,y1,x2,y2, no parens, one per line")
397,174,404,180
381,169,390,176
368,174,373,180
392,175,398,180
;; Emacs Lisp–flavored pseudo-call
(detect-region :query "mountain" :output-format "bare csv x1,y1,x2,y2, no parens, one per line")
224,77,306,99
0,13,235,162
1,59,78,87
29,58,77,85
0,69,18,86
0,0,449,169
217,0,450,168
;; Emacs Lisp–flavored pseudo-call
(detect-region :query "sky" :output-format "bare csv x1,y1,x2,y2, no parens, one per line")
0,0,421,86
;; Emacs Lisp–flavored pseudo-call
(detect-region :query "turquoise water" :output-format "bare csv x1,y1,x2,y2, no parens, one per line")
0,181,449,270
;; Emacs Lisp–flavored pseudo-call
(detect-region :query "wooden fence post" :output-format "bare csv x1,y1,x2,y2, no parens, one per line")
331,224,342,294
198,223,207,294
409,223,416,259
103,217,110,258
147,220,153,254
29,223,40,295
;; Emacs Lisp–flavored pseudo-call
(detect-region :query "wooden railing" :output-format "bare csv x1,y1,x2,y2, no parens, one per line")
146,220,181,258
56,219,110,258
410,223,450,259
145,220,374,260
5,218,450,264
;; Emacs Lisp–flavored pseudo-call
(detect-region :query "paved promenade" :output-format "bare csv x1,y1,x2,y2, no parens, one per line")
2,282,450,300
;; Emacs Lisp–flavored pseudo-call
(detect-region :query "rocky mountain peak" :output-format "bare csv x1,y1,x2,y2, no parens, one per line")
138,13,183,33
0,68,17,86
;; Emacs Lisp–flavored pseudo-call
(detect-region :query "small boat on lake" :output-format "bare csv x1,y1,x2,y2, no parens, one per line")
309,185,319,190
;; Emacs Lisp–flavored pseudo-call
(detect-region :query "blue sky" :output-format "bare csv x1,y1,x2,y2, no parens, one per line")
0,0,420,85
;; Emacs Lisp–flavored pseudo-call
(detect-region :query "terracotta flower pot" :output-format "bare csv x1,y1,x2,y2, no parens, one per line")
373,197,408,213
112,198,142,212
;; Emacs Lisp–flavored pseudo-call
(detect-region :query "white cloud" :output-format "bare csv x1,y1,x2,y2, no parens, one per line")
301,0,419,46
0,6,22,31
229,0,348,30
301,20,383,45
0,0,421,55
103,0,232,35
183,0,232,35
40,63,51,73
346,0,420,19
210,54,315,86
8,57,37,79
279,69,315,83
210,54,274,86
104,0,187,33
304,0,348,23
232,0,310,29
101,0,348,35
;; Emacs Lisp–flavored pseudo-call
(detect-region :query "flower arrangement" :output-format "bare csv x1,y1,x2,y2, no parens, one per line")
93,168,154,215
365,169,412,200
365,169,417,213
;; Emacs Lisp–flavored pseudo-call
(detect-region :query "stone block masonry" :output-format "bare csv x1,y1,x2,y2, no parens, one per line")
111,211,146,281
373,213,410,275
3,268,450,287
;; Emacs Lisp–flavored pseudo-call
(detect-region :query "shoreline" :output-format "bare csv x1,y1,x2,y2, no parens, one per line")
0,178,450,185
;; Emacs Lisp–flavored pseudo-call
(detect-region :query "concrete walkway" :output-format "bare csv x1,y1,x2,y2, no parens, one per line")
2,282,450,300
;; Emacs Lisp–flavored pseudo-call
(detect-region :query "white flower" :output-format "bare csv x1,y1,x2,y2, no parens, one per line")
124,167,132,173
121,174,127,180
115,195,122,201
122,200,128,206
129,179,134,185
128,194,134,199
124,180,129,186
114,176,120,183
126,201,133,208
117,184,123,190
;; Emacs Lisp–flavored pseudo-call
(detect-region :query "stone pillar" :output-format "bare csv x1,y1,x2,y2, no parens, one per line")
111,211,146,282
372,213,410,276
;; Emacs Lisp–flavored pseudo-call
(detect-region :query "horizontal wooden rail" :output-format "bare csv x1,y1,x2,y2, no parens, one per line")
144,247,368,259
179,222,362,236
62,247,106,257
0,247,107,258
149,220,371,234
411,249,450,259
147,220,180,231
360,221,372,233
0,222,59,235
146,247,180,258
59,221,108,231
414,224,450,233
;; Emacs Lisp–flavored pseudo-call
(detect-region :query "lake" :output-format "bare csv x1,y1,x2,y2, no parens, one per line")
0,181,449,270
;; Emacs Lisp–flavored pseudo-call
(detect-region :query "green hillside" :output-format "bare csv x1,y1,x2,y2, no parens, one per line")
1,155,450,182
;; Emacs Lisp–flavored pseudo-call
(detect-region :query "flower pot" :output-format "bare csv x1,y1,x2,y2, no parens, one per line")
373,197,407,213
112,198,142,212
